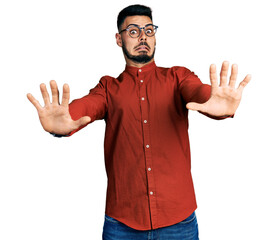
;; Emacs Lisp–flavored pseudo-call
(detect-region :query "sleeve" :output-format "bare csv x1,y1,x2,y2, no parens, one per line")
67,76,109,136
175,67,233,120
175,66,211,104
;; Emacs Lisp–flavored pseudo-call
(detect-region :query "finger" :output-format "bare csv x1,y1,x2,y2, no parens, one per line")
27,93,43,112
40,83,51,106
229,64,238,88
219,61,229,87
61,83,70,107
237,74,251,93
186,102,206,112
209,64,218,89
50,80,60,105
74,116,91,129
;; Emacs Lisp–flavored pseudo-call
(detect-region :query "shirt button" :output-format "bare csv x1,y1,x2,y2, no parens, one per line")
140,80,144,83
148,167,151,171
144,120,147,123
146,144,150,148
139,69,142,72
150,191,153,195
141,97,145,101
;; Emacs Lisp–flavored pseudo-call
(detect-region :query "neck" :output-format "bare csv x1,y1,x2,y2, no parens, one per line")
125,57,154,68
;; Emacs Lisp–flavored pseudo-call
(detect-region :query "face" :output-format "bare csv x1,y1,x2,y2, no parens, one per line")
116,15,156,66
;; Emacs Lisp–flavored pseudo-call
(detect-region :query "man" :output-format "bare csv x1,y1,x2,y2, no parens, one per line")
27,4,251,240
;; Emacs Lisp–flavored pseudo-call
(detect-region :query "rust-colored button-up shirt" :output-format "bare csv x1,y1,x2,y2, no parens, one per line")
68,61,217,230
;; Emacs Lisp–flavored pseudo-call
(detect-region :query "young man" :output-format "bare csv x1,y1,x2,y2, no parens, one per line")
27,4,251,240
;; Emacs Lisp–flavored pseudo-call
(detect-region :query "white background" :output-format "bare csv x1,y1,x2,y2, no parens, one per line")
1,0,277,239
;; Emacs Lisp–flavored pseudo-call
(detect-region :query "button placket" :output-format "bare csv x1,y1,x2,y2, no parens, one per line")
137,69,157,228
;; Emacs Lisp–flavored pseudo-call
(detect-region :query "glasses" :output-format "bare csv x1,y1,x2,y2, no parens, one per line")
119,24,158,38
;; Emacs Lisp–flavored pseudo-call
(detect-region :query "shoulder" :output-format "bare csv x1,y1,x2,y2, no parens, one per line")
156,65,195,79
99,75,114,82
156,65,192,74
170,66,193,75
96,75,116,87
88,76,114,93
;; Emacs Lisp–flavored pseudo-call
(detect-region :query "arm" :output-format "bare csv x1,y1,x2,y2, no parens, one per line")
67,76,108,136
27,77,108,136
177,66,227,120
179,61,251,118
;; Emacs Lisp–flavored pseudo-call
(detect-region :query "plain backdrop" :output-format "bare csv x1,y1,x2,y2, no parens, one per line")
1,0,277,239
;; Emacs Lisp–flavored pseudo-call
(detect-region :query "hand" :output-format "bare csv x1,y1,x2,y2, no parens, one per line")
27,80,91,135
186,61,251,117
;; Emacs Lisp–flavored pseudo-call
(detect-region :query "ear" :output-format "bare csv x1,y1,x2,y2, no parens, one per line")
115,33,123,47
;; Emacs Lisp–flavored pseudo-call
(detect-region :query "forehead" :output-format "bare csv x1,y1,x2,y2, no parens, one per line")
122,15,153,28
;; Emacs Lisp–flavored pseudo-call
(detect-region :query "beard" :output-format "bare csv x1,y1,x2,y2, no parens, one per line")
122,41,156,64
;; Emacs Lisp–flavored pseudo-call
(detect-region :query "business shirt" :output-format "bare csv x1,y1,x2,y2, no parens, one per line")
67,61,227,230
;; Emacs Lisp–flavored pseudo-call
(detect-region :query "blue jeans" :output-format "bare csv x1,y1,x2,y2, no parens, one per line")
102,211,199,240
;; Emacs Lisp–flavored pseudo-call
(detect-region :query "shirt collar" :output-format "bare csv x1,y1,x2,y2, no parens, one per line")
124,61,157,75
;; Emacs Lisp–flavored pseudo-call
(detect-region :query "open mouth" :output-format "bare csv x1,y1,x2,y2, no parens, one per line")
135,44,150,52
136,47,149,52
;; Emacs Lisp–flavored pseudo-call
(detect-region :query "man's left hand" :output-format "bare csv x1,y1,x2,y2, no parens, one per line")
186,61,251,117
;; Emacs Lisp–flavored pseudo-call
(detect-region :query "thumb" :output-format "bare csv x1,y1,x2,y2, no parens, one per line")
74,116,91,128
186,102,204,112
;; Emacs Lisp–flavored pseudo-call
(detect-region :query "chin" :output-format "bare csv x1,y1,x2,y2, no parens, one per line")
138,51,153,57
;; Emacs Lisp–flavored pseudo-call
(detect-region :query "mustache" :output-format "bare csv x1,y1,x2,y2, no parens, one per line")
134,42,151,50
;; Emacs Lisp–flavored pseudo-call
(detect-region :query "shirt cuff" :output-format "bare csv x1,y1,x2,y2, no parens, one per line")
49,132,70,138
200,112,235,120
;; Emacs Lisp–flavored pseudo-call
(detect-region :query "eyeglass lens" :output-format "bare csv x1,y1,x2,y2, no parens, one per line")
128,25,157,38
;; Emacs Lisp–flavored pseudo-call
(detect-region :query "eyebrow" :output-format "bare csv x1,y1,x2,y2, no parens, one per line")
125,23,153,28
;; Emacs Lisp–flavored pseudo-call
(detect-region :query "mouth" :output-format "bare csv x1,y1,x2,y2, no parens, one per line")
135,44,150,52
135,47,149,52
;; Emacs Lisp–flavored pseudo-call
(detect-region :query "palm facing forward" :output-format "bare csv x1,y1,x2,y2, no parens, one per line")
27,80,91,135
186,61,251,117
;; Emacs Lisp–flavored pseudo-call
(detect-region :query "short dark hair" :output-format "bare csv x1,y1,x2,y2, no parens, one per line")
117,4,152,32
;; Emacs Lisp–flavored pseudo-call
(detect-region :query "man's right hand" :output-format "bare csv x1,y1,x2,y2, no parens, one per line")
27,80,91,135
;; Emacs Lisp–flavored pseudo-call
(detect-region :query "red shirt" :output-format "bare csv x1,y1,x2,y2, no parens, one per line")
68,61,222,230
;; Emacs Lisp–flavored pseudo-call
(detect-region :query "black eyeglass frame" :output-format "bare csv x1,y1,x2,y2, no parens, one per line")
119,24,159,38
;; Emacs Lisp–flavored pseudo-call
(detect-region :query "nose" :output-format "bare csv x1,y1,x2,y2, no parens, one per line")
139,28,147,41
